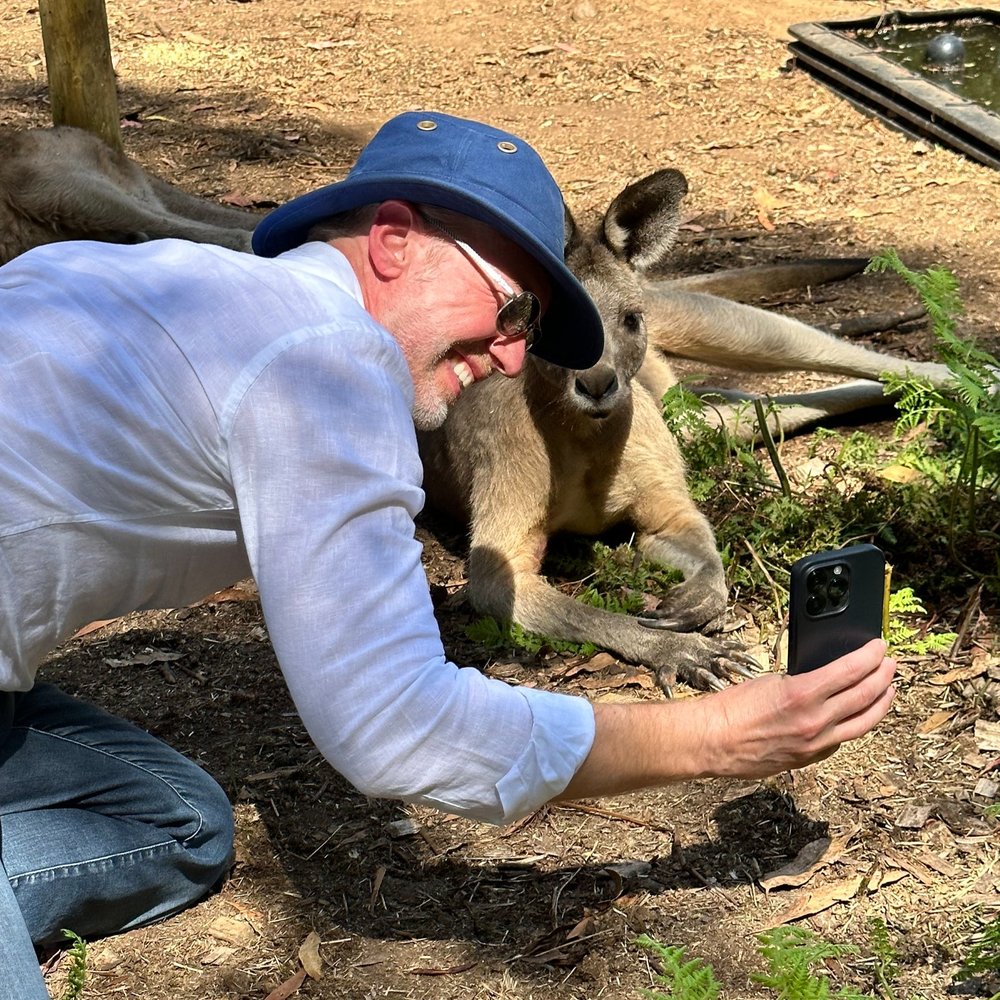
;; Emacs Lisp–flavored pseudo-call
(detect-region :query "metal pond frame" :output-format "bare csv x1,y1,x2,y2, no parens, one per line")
788,7,1000,169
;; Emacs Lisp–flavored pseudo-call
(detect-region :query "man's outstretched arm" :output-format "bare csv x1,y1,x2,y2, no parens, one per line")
557,638,896,800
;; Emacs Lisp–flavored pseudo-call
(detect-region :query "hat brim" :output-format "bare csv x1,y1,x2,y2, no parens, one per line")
252,176,603,371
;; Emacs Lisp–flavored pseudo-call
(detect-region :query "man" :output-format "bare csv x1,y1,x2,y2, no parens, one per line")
0,111,896,998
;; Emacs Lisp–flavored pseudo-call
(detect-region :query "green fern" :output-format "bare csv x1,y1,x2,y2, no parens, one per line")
636,934,721,1000
954,913,1000,999
754,926,866,999
867,249,1000,538
886,588,956,654
867,919,899,1000
61,929,88,1000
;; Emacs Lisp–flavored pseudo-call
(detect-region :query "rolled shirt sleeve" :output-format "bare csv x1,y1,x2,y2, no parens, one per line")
223,320,596,825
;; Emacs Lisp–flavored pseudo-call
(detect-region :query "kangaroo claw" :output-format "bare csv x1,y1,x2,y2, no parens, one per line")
654,635,761,694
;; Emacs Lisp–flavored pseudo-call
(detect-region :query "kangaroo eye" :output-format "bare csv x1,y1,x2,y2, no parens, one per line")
622,310,643,334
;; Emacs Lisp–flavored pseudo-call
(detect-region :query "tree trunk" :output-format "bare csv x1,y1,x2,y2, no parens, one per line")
38,0,121,151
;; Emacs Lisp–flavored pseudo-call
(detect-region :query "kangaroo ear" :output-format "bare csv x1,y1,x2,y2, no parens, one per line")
564,202,584,257
602,168,688,274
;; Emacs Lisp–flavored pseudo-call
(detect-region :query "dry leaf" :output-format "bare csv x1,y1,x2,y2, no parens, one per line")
759,827,858,891
756,209,776,232
766,874,864,926
918,709,957,734
878,464,925,484
298,931,323,980
752,186,791,212
565,914,596,940
564,651,618,677
264,968,307,1000
71,618,119,639
930,663,987,686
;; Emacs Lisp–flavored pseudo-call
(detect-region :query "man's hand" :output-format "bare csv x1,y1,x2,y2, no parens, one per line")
695,638,896,778
556,638,896,802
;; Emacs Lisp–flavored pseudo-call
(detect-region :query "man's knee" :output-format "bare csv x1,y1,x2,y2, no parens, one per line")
181,763,235,890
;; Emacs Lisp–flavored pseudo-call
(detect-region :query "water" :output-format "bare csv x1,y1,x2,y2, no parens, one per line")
850,18,1000,112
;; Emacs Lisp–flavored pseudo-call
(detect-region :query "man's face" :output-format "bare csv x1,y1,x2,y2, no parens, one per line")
382,218,551,430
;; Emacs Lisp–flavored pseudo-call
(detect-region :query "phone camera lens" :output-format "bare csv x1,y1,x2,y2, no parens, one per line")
826,564,850,607
806,592,826,616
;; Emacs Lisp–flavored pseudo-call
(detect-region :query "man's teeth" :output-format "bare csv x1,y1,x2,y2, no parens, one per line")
453,360,474,388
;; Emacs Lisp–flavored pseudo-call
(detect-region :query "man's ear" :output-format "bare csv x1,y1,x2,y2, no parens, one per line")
367,200,419,279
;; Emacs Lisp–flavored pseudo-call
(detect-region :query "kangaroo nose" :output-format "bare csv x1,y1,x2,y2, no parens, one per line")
575,367,619,402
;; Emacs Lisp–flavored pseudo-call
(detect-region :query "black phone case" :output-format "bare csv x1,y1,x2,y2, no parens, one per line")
787,543,886,675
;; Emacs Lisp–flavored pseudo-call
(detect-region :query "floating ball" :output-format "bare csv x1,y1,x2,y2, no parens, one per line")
925,32,966,66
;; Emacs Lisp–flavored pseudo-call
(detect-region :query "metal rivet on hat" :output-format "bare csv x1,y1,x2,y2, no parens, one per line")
497,140,518,154
416,119,437,131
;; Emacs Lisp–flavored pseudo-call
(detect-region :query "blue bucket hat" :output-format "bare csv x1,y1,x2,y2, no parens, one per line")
252,111,603,370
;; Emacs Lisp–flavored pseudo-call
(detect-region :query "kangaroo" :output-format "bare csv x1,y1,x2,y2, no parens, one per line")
0,127,955,690
0,126,257,263
419,169,953,691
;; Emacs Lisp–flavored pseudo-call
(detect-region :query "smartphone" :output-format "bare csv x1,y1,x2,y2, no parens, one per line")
787,543,888,675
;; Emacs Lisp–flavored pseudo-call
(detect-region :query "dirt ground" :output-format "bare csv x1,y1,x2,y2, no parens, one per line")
2,0,999,997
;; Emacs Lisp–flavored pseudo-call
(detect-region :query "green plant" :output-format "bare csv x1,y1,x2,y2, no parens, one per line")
754,926,867,999
61,929,88,1000
465,538,683,656
634,921,1000,999
661,380,748,501
867,250,1000,553
954,913,1000,1000
464,616,596,657
636,934,721,1000
867,918,899,1000
885,587,956,655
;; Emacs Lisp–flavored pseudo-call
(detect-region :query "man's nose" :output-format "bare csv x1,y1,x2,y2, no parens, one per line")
489,336,527,378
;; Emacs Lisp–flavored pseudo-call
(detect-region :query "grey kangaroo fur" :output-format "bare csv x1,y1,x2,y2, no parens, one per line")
1,126,954,691
0,126,256,261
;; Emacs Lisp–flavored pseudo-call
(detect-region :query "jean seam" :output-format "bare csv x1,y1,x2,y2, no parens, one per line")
9,837,178,884
10,725,207,844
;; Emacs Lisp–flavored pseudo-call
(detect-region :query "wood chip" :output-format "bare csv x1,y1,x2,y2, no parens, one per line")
207,915,255,946
894,803,934,830
883,848,935,886
407,961,477,976
975,719,1000,752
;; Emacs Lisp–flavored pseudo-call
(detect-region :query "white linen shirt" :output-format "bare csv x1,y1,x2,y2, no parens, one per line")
0,238,596,824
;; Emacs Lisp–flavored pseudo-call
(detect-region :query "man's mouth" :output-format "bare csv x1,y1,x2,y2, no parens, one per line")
453,359,476,389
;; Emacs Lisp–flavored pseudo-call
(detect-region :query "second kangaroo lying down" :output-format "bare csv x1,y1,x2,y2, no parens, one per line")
0,126,256,263
1,127,954,690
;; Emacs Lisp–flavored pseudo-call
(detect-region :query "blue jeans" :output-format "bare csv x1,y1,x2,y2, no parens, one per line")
0,684,235,999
